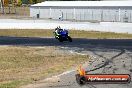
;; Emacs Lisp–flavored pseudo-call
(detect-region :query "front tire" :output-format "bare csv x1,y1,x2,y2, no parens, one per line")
68,36,72,42
58,36,63,42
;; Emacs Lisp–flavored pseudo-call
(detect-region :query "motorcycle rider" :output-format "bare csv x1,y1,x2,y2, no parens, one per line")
54,26,62,38
53,27,72,42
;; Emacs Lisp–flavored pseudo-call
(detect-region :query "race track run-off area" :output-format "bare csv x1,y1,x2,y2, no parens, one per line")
0,36,132,88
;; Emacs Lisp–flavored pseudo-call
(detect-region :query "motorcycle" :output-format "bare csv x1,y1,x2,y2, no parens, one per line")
53,29,72,42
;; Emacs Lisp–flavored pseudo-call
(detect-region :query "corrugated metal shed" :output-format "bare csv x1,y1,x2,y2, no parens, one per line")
30,1,132,23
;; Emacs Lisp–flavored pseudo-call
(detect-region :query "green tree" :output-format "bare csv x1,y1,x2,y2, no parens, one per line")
18,0,22,6
32,0,37,4
29,0,33,4
32,0,45,4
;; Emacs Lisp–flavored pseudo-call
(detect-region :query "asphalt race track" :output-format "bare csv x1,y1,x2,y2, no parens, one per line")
0,36,132,49
1,36,132,88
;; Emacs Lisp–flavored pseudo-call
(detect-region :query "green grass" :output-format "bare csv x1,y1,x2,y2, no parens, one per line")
70,30,132,39
0,29,132,39
0,29,52,37
0,80,31,88
0,80,21,88
0,46,89,88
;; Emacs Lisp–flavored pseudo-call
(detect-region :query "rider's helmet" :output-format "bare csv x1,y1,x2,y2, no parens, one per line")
58,26,61,29
55,27,58,31
58,29,63,32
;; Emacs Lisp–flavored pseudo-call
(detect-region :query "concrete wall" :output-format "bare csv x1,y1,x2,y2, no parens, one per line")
30,6,132,22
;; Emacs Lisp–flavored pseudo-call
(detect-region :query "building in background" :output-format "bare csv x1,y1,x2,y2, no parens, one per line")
30,1,132,22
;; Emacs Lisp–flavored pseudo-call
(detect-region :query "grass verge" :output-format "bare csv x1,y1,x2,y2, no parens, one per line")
0,46,89,88
0,29,132,39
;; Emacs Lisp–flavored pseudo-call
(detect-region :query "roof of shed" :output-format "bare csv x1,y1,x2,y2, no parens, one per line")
31,1,132,7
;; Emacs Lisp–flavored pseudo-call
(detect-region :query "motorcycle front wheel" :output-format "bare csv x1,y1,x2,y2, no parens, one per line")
68,36,72,42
